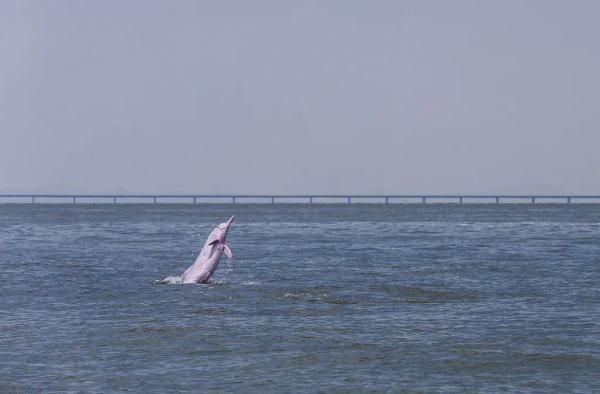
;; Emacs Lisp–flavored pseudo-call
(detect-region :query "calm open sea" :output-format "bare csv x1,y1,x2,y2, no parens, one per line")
1,203,599,392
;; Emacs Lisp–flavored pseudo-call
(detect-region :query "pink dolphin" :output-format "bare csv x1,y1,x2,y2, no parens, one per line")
181,216,235,284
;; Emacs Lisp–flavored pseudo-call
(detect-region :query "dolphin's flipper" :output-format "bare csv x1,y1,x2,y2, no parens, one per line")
224,244,232,259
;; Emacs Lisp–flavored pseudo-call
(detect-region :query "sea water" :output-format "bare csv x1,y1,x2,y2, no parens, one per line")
1,204,599,392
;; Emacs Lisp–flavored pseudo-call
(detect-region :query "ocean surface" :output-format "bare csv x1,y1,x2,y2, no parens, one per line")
1,203,599,392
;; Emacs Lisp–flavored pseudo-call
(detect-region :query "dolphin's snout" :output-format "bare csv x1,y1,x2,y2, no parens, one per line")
221,215,235,237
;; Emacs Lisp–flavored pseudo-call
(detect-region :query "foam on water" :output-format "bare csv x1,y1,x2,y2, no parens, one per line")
154,275,183,285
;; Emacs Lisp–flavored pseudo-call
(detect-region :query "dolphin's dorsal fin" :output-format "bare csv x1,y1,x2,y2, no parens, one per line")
224,244,232,259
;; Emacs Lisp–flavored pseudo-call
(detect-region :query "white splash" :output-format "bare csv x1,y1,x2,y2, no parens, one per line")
154,275,183,285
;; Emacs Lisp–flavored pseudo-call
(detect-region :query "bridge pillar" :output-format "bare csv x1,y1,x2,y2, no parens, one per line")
422,197,426,204
567,197,571,204
271,196,275,204
459,197,463,204
385,197,389,204
113,196,117,204
153,197,157,204
347,197,352,204
531,197,536,204
232,196,236,204
309,197,313,204
193,196,197,204
496,197,500,204
72,196,76,204
32,196,36,204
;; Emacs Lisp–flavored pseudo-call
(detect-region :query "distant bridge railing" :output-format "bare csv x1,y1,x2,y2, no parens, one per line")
1,194,600,204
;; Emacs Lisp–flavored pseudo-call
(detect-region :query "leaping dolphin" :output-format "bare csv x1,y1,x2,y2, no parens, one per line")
181,215,235,284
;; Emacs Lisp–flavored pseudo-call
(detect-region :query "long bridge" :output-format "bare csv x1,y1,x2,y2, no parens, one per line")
1,194,600,204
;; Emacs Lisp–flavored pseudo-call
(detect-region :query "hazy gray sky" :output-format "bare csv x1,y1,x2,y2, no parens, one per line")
1,0,599,194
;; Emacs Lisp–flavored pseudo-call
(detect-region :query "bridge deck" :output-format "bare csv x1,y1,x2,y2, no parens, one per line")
1,194,600,204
